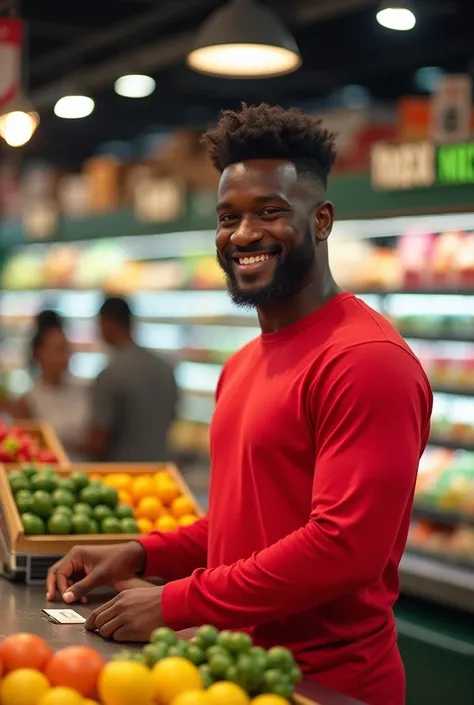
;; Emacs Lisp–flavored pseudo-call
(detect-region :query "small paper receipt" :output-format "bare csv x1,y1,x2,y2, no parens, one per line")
42,609,86,625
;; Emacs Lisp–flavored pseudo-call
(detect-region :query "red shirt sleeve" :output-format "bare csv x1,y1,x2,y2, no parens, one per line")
137,517,209,582
161,341,432,630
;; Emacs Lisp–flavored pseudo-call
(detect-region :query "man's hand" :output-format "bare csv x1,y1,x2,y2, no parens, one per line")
85,586,165,642
46,542,147,603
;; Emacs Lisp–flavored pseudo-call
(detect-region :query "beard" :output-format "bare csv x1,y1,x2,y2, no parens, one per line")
217,228,316,309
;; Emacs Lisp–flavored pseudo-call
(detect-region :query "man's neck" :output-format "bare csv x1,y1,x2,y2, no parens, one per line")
257,276,341,334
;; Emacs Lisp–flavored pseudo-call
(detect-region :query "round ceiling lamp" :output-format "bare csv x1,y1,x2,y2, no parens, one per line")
376,1,416,31
54,95,95,119
187,0,301,79
0,94,39,148
114,74,156,98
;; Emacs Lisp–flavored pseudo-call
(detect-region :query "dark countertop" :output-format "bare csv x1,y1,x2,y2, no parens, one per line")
0,578,364,705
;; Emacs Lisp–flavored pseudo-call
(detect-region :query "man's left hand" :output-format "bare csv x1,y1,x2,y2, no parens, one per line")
85,586,165,642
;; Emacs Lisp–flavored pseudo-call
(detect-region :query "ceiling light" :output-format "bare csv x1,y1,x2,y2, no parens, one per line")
376,1,416,31
54,95,95,119
187,0,301,79
114,74,156,98
0,94,39,148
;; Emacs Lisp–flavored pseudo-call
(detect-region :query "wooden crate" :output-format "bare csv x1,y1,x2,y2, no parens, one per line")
1,420,70,469
0,463,203,557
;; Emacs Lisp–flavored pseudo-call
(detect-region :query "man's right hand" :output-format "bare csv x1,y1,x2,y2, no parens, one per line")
46,542,147,603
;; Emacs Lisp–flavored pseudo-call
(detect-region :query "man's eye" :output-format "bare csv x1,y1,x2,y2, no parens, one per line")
260,208,283,217
219,214,238,223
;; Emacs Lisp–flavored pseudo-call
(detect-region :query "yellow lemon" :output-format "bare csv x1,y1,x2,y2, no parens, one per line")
207,682,250,705
178,514,198,527
136,496,165,521
98,661,154,705
136,517,154,534
170,496,196,519
38,687,84,705
0,669,51,705
132,476,155,503
171,691,211,705
152,657,203,704
155,514,179,532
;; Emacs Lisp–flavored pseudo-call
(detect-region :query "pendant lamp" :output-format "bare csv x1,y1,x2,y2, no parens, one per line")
376,0,416,31
187,0,301,79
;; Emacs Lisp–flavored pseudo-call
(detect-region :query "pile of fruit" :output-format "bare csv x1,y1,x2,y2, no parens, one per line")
9,467,139,537
120,625,302,701
98,470,199,534
0,632,298,705
0,422,58,464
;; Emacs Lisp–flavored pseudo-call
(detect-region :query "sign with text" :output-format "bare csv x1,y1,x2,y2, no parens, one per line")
371,139,474,191
0,19,22,109
431,74,472,144
371,141,436,191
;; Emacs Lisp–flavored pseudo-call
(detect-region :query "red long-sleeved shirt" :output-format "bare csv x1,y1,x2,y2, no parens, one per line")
139,293,432,705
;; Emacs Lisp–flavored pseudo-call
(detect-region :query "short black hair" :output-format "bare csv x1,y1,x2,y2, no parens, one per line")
99,296,132,327
202,103,337,187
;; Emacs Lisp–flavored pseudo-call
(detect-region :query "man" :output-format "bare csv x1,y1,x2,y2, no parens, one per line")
48,104,432,705
86,296,178,461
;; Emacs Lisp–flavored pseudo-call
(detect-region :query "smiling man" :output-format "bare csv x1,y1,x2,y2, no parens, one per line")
48,104,432,705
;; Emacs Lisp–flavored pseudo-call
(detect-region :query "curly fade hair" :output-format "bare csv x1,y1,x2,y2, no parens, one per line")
202,103,337,187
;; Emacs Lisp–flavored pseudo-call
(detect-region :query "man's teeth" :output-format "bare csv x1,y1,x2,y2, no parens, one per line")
238,254,273,265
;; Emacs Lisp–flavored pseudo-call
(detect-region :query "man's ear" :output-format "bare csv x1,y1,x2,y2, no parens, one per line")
314,201,335,242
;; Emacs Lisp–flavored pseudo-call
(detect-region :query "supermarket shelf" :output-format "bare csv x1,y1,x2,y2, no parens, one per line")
398,330,474,343
429,436,474,452
412,505,474,528
400,550,474,614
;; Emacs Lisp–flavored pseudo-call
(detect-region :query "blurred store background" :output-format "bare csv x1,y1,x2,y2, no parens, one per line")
2,2,474,702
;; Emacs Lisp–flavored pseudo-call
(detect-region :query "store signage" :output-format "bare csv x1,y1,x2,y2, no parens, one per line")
0,19,22,109
371,139,474,191
431,74,472,144
371,141,436,191
437,142,474,185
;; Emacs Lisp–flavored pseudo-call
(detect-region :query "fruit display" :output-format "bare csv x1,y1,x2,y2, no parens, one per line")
8,466,138,537
97,469,200,534
6,465,200,538
408,520,474,567
415,448,474,515
0,632,301,705
0,422,59,465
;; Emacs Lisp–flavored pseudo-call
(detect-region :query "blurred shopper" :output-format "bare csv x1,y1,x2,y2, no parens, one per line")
48,105,432,705
86,296,178,462
13,310,90,461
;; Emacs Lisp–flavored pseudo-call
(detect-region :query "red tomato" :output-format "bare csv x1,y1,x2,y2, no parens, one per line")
0,633,53,673
46,646,105,698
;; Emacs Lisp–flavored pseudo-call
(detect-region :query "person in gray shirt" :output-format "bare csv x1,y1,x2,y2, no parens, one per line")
87,296,178,462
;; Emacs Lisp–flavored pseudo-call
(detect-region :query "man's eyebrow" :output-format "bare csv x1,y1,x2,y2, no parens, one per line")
216,194,290,211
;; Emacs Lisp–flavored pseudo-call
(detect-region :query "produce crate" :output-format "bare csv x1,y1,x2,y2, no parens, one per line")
1,420,70,469
0,463,203,583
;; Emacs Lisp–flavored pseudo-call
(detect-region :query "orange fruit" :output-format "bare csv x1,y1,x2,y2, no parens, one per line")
250,697,290,705
171,496,195,519
154,471,171,484
0,669,50,705
0,633,53,672
38,687,84,705
207,682,250,705
136,496,164,521
99,661,154,705
155,514,179,532
155,480,181,505
105,474,132,491
137,517,154,534
132,476,155,502
46,646,105,698
178,514,198,527
118,489,132,505
151,657,203,704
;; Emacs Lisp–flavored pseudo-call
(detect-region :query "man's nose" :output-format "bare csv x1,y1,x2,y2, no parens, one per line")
230,218,263,248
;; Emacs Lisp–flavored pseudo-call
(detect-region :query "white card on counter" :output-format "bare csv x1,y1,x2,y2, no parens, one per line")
42,608,86,624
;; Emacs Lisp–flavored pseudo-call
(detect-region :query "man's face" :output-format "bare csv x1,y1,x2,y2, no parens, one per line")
216,159,326,308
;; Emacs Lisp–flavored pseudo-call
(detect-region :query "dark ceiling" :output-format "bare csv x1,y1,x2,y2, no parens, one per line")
3,0,474,169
